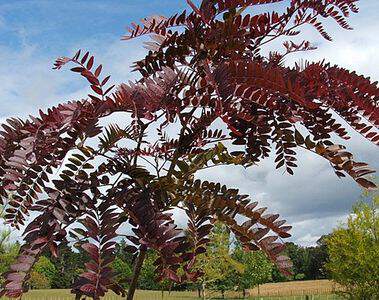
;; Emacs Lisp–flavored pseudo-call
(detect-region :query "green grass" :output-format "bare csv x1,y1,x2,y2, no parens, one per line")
0,289,343,300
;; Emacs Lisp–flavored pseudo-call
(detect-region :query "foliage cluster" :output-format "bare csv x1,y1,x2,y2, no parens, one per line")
178,223,273,299
326,195,379,300
0,227,19,286
279,237,329,282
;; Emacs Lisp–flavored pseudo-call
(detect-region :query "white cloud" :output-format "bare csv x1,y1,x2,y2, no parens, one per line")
263,2,379,82
291,214,348,247
0,35,146,119
207,1,379,245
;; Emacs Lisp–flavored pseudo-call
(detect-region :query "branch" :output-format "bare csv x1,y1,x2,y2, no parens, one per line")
186,0,210,26
167,107,197,177
133,122,148,166
126,247,147,300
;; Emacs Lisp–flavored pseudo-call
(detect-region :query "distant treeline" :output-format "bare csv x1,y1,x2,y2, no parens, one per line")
1,195,377,299
0,226,329,292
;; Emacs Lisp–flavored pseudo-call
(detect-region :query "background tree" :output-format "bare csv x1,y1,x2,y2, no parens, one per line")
195,223,243,299
0,242,19,286
0,0,378,299
233,243,273,298
46,241,88,289
29,271,50,290
0,205,20,286
283,242,308,280
112,257,133,290
326,195,379,299
305,236,329,280
272,238,329,282
271,265,289,283
139,250,171,291
31,256,57,289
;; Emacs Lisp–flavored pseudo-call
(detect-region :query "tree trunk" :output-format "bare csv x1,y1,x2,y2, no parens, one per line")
202,283,206,300
242,289,246,298
197,287,201,298
126,248,147,300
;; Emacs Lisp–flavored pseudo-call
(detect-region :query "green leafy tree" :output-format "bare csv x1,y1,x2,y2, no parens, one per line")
0,229,11,250
109,239,135,289
139,250,160,290
32,256,57,289
306,236,329,280
271,265,290,283
326,196,379,299
195,223,244,299
0,206,20,285
29,271,50,290
233,244,273,298
139,250,171,291
44,241,88,288
282,238,329,281
112,257,133,289
284,242,308,279
0,242,19,286
115,240,135,264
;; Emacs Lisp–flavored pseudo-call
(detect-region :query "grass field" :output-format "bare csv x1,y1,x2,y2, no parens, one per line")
0,280,343,299
248,280,341,297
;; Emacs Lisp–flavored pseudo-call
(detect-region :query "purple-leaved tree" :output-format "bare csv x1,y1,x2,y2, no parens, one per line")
0,0,378,299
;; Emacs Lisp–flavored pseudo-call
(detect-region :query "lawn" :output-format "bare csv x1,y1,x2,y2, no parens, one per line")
0,281,344,300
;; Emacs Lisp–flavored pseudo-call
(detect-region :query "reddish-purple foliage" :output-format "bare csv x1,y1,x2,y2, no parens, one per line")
0,0,378,299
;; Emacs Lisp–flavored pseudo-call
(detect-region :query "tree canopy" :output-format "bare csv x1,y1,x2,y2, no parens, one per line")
233,242,273,298
0,0,378,299
194,223,244,299
326,195,379,299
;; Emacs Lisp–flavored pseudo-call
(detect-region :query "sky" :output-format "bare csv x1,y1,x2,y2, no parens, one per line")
0,0,378,246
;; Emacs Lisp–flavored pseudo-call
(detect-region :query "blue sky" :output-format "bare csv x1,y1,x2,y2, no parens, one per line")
0,0,378,246
1,1,190,52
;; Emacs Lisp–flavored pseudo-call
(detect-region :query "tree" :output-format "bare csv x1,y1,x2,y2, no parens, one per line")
306,236,329,280
0,0,378,299
195,223,243,299
112,257,133,289
271,265,289,283
0,205,20,285
138,250,162,291
233,244,273,298
29,271,50,290
32,256,57,289
270,237,329,282
0,243,19,286
46,241,88,289
276,238,329,281
326,196,379,299
283,242,307,279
